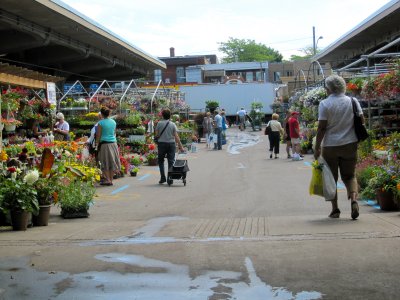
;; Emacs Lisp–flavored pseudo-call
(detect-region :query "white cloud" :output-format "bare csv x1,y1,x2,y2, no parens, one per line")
61,0,393,60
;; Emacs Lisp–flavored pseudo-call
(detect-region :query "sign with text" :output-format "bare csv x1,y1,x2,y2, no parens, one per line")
46,82,57,105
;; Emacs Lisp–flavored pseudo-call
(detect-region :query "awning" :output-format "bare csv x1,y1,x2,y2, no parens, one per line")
0,63,64,89
204,70,225,77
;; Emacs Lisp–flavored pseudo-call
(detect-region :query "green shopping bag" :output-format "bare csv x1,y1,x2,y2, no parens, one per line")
309,162,324,197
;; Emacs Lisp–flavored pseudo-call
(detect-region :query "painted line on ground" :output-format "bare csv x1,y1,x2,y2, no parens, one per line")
303,161,312,167
138,174,151,181
363,200,381,209
111,185,129,195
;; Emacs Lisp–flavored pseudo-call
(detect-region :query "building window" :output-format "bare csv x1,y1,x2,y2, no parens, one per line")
256,71,262,81
286,71,293,77
176,67,185,83
246,72,253,82
154,69,162,82
274,72,281,81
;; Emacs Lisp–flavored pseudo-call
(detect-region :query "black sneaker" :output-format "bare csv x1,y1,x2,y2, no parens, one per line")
159,178,166,184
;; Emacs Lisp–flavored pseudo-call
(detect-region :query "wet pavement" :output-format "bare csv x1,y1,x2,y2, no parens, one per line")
1,128,400,299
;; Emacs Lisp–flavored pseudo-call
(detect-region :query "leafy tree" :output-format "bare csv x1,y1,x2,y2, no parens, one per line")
290,46,321,61
205,100,219,113
219,37,283,63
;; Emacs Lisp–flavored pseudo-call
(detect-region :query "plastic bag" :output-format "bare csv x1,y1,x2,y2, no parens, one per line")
82,147,90,161
309,164,324,197
319,157,336,201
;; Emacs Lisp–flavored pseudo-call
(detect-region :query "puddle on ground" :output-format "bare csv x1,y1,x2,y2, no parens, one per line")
0,254,322,299
0,217,323,298
227,132,260,154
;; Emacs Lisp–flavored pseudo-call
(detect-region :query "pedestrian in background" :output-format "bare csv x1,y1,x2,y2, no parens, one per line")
266,113,284,159
314,74,362,220
288,111,303,160
53,112,70,141
155,109,184,184
213,110,223,150
283,111,292,159
95,107,120,186
202,112,213,149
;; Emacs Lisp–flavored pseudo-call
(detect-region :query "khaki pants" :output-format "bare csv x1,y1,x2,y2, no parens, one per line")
322,142,358,201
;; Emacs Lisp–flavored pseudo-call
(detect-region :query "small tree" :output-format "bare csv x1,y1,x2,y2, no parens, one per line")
205,100,219,113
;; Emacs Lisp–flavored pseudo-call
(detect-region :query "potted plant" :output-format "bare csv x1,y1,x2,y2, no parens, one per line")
32,176,57,226
130,166,139,177
363,164,400,210
1,118,22,132
0,167,39,230
146,151,158,166
57,179,96,218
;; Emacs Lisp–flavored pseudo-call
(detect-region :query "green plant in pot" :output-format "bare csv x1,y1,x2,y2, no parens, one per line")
32,176,58,226
0,167,39,230
57,179,96,218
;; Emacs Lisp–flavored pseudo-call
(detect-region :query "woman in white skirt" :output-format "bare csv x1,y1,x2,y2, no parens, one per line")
95,107,121,186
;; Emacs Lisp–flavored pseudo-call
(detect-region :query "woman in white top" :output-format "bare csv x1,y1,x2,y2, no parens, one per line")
266,113,284,159
314,75,364,220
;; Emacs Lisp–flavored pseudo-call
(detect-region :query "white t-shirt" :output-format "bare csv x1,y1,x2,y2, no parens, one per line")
237,109,246,117
318,94,362,147
267,120,283,133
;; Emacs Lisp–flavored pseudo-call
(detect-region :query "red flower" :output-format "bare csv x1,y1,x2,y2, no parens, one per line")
7,167,16,173
148,144,155,151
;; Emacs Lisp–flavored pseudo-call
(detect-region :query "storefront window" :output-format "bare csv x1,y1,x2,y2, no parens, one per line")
246,72,253,82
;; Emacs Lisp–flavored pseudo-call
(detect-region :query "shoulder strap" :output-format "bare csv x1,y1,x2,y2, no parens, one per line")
350,97,357,115
158,121,170,138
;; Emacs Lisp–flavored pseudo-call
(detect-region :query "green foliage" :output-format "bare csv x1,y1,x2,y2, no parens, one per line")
58,180,95,212
219,37,283,63
205,100,219,112
124,113,142,126
251,102,263,110
1,179,39,214
289,46,322,61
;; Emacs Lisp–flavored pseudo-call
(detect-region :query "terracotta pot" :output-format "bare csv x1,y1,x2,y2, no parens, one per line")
148,158,158,166
10,210,30,231
376,190,399,211
32,205,51,226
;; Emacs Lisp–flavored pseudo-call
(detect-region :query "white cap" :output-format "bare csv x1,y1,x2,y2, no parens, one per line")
56,112,64,120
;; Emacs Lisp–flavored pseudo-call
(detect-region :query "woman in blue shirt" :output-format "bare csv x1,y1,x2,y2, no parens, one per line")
95,107,121,186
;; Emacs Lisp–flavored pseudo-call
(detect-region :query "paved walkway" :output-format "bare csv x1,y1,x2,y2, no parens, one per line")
1,128,399,299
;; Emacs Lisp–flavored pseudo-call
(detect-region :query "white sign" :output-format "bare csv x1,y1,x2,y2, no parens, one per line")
46,82,57,105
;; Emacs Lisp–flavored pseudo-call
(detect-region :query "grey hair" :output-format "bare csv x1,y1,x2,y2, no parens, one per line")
325,75,346,94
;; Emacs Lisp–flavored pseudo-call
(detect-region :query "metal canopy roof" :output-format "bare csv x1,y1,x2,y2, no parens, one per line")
314,0,400,69
0,0,166,81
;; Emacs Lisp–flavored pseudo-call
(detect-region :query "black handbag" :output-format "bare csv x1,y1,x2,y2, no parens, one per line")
264,122,271,135
351,98,369,142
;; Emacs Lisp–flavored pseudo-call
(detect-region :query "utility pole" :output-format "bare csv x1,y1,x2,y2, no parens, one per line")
313,26,316,55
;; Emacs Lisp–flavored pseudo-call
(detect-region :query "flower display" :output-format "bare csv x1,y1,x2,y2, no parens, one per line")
23,169,39,185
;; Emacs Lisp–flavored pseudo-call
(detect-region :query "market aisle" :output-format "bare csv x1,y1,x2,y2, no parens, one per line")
1,127,400,299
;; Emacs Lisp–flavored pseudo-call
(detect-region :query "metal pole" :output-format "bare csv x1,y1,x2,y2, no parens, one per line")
313,26,316,55
366,58,371,130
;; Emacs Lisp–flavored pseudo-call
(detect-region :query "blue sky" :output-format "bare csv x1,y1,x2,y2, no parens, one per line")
61,0,393,60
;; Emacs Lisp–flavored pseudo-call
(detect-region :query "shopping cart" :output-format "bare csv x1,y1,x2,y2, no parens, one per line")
167,152,189,186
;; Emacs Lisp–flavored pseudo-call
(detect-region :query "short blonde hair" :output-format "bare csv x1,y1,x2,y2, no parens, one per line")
272,113,279,120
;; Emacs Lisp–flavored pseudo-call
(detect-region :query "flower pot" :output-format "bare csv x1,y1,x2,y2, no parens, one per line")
10,210,30,231
32,205,51,226
4,124,16,132
376,190,399,211
61,208,89,219
148,158,158,166
130,171,137,177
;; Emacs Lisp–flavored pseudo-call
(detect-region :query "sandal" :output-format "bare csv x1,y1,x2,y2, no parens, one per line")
329,208,341,218
351,201,359,220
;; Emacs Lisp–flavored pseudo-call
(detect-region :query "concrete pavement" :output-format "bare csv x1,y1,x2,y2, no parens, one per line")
1,128,400,299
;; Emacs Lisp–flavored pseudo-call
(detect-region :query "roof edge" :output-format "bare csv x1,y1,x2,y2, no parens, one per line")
37,0,165,69
314,0,400,62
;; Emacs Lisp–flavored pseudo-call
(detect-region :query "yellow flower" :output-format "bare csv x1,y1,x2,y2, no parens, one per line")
0,150,8,161
397,183,400,191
